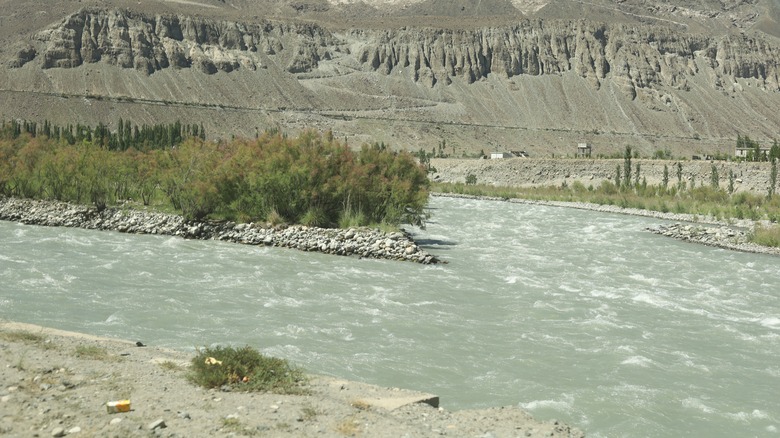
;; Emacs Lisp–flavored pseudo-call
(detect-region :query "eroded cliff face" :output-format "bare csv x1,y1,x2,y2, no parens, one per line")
13,9,337,75
14,8,780,98
350,22,780,95
3,7,780,155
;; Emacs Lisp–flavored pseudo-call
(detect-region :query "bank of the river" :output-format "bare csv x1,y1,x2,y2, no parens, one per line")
0,321,583,438
0,197,440,264
430,158,775,194
432,193,780,256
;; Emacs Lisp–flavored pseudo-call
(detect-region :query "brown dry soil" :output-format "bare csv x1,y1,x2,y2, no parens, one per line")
0,321,584,437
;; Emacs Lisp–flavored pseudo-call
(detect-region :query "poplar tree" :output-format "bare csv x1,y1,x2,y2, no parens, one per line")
623,145,632,189
662,164,669,189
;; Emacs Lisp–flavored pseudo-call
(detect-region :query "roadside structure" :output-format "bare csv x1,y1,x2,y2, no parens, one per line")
577,142,592,158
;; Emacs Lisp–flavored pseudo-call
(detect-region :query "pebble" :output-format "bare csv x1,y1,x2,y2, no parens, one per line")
0,198,440,264
51,427,65,437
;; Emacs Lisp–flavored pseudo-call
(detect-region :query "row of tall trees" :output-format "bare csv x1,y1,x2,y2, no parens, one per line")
1,119,204,151
0,127,429,227
611,145,777,199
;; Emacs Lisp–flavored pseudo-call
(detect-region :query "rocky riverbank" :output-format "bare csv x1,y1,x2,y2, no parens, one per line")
645,223,780,255
0,197,440,264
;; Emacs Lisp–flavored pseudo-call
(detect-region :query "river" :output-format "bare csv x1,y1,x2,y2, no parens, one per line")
2,196,778,437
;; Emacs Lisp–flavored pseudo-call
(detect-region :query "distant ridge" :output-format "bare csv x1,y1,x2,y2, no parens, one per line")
0,0,778,158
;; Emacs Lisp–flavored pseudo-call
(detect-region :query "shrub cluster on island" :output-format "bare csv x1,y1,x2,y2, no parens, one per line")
0,120,440,263
0,120,429,228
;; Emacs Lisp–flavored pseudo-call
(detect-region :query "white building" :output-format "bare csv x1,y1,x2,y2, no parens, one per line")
490,152,513,159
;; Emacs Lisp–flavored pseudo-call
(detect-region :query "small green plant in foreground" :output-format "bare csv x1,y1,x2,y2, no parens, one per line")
189,345,307,394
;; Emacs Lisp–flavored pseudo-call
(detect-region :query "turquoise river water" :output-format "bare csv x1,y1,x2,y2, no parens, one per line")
1,196,778,437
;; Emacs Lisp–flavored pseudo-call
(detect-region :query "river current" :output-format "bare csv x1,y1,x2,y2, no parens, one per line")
2,196,778,437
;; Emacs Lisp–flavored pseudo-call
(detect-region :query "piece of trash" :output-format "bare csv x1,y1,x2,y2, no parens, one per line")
148,419,167,430
106,400,131,413
205,357,223,365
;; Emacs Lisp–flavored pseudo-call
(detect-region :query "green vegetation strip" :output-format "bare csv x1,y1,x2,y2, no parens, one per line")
1,121,429,228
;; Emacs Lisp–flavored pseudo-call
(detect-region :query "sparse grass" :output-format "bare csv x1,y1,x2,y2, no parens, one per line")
188,345,307,394
158,360,185,372
275,422,292,432
300,207,328,227
74,345,113,361
335,416,362,436
377,222,402,233
98,372,134,398
266,209,286,227
750,224,780,247
301,405,321,421
0,330,47,344
338,208,367,229
221,417,243,432
350,400,371,411
15,352,27,371
219,417,262,436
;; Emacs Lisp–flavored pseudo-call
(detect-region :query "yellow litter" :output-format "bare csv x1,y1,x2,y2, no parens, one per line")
204,357,223,365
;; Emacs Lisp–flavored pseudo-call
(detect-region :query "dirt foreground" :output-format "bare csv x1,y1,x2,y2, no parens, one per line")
0,321,584,437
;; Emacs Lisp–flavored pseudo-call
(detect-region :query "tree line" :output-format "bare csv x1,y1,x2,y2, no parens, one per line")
1,119,205,151
0,122,430,227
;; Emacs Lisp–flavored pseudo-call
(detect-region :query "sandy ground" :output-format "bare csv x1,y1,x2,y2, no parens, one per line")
0,321,584,437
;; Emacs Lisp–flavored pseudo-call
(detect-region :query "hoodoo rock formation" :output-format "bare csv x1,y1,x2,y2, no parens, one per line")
13,9,780,94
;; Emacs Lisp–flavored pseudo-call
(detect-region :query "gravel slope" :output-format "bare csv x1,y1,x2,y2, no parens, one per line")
431,158,777,195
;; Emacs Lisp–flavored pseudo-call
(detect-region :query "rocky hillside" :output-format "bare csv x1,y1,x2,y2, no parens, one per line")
1,0,779,156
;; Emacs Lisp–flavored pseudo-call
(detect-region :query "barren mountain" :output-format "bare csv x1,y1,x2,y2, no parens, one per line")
1,0,779,157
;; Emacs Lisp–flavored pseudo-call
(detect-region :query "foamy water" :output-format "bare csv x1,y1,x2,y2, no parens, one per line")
2,196,779,437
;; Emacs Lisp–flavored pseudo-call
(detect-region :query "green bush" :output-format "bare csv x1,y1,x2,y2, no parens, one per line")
0,129,429,228
189,345,307,394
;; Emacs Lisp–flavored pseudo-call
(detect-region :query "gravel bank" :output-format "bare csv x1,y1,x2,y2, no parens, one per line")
0,321,584,438
431,158,776,195
0,197,440,264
